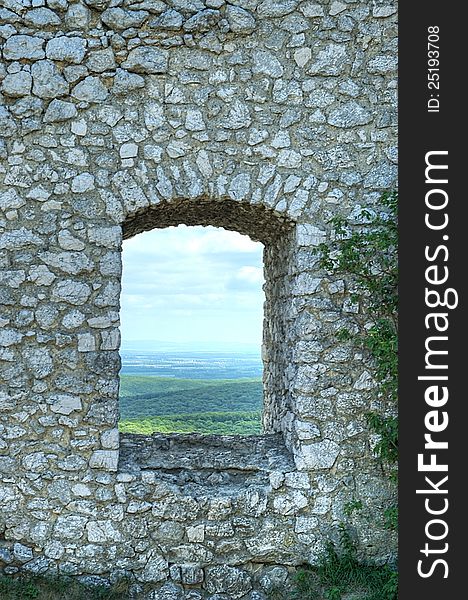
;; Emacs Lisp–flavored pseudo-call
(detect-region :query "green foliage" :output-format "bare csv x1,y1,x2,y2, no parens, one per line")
383,506,398,532
120,410,262,436
343,500,363,517
291,526,398,600
366,412,398,479
119,376,262,418
291,192,399,600
0,575,130,600
315,191,398,469
315,190,398,403
268,586,289,600
119,376,262,435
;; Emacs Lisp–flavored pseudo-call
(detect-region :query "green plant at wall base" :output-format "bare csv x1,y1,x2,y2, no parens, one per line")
0,575,132,600
290,526,398,600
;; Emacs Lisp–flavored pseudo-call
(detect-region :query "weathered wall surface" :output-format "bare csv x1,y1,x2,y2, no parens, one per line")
0,0,397,598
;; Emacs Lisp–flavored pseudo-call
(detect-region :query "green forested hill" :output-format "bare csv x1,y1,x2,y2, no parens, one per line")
119,375,263,435
119,411,262,435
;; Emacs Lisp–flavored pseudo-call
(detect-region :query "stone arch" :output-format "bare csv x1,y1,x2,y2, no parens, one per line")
122,197,293,244
119,197,296,444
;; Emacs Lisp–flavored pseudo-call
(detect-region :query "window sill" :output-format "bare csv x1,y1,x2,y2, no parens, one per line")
117,432,295,490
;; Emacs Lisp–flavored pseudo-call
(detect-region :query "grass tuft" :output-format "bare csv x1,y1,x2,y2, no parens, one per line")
0,575,132,600
290,525,398,600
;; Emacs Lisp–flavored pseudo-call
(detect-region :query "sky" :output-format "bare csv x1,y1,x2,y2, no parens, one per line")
120,225,265,348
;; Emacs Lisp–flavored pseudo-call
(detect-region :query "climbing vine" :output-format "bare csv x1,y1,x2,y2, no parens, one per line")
316,190,398,482
291,191,398,599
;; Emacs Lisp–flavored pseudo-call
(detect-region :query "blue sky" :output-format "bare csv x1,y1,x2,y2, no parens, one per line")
120,225,264,347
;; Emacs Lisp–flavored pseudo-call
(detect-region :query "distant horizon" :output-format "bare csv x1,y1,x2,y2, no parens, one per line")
120,340,263,379
120,339,261,353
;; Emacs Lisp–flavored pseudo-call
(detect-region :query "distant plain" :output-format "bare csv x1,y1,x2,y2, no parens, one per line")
119,347,263,435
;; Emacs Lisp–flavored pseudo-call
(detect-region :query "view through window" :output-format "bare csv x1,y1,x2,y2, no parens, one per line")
119,225,265,436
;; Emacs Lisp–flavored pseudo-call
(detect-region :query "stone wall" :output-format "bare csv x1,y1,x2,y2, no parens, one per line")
0,0,397,598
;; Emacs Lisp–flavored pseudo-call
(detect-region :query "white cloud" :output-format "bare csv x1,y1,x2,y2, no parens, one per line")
237,266,264,283
120,225,264,345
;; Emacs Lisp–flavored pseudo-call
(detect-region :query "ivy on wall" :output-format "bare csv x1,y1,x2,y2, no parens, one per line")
291,191,398,600
317,190,398,483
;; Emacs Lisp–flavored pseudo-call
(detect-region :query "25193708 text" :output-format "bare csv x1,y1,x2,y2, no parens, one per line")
427,26,440,113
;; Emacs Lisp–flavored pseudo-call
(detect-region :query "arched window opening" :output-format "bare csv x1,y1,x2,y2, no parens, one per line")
116,199,295,455
119,224,265,436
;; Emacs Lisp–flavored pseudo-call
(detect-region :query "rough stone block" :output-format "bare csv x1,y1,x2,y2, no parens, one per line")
89,450,119,471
